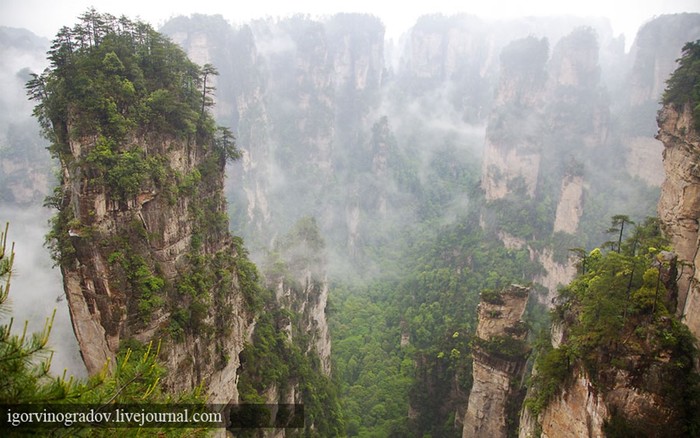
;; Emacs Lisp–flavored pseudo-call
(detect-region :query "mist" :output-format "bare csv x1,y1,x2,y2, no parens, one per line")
0,27,85,378
0,205,86,377
1,4,700,435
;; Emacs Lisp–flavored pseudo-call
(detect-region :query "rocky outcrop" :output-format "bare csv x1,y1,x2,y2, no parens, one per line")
463,285,530,438
520,364,685,438
478,19,700,314
273,269,331,376
627,15,700,106
657,103,700,339
405,15,491,83
59,128,251,403
481,36,548,201
266,216,332,377
623,137,665,186
522,373,608,438
162,17,275,241
164,16,337,379
31,17,258,405
481,29,608,302
533,249,578,306
163,14,386,256
553,176,584,234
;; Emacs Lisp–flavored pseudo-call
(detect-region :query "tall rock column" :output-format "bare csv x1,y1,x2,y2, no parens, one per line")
29,14,256,404
463,285,530,438
657,102,700,338
267,217,332,377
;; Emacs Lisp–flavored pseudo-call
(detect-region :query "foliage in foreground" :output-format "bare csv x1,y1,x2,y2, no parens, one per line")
525,217,700,437
0,222,209,436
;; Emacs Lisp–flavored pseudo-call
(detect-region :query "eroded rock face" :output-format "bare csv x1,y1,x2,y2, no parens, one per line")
627,15,700,106
520,366,682,438
480,30,605,303
553,175,584,234
481,36,548,202
274,269,332,376
533,248,578,306
530,373,608,438
161,19,339,415
463,285,530,438
59,125,251,403
624,137,666,186
622,15,700,185
657,103,700,339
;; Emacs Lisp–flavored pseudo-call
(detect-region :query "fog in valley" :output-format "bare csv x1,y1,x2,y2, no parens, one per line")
2,1,700,435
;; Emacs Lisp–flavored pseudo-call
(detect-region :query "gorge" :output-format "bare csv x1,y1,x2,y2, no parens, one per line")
1,8,700,437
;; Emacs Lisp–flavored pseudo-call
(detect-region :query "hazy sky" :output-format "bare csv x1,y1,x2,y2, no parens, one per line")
2,0,699,45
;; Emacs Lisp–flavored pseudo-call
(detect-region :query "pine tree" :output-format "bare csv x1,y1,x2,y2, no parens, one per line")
0,222,68,404
0,223,210,436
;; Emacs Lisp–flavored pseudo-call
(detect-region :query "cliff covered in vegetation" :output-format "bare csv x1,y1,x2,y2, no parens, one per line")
27,10,252,403
515,40,700,437
517,218,699,437
27,13,340,432
7,9,700,436
156,13,698,436
657,40,700,340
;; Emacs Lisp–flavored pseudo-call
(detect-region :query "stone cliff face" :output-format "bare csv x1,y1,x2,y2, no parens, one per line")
59,129,250,403
478,19,700,306
164,15,337,373
406,15,491,84
481,21,700,436
622,14,700,186
273,269,331,376
627,15,700,106
28,15,283,406
163,14,386,256
480,29,608,303
657,103,700,339
519,327,690,438
164,18,275,238
518,372,608,438
552,176,584,234
481,36,548,201
463,285,530,438
265,217,333,377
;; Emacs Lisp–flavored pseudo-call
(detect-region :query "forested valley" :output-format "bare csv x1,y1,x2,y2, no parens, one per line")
1,8,700,437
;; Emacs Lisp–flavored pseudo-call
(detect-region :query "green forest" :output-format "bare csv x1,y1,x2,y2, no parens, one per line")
2,7,700,438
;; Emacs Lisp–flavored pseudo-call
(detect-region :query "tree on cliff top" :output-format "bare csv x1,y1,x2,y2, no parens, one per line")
662,39,700,129
26,8,239,161
526,217,700,436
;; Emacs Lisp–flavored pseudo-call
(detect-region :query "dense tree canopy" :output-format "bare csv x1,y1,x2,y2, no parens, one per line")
26,8,237,165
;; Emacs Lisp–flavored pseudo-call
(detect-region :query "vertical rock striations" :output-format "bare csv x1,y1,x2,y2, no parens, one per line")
266,217,332,377
480,28,609,304
30,13,256,404
481,36,548,202
657,103,700,339
656,37,700,339
463,285,530,438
